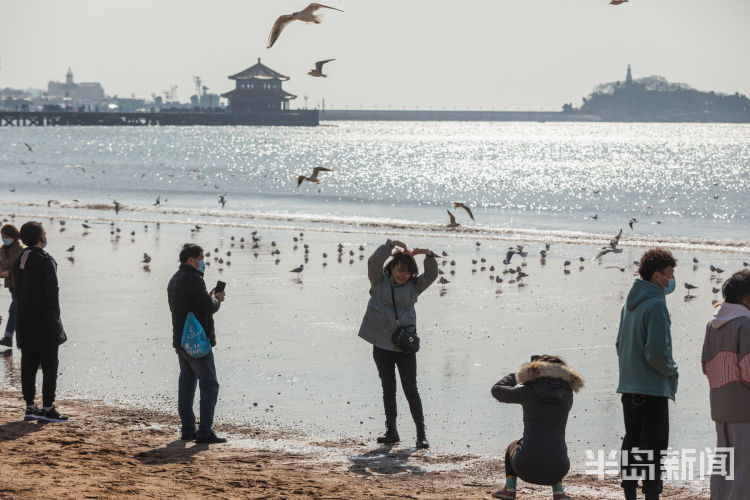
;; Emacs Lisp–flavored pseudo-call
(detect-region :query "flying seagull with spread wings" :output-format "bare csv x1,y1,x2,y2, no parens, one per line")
267,3,343,49
297,166,333,187
446,210,459,228
309,59,335,77
451,202,475,221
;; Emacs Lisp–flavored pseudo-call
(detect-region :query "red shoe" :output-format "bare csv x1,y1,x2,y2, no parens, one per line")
491,487,516,499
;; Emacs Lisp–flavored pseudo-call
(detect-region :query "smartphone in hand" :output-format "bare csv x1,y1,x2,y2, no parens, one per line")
215,280,226,293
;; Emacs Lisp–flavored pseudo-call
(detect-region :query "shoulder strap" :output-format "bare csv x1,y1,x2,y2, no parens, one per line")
390,285,400,326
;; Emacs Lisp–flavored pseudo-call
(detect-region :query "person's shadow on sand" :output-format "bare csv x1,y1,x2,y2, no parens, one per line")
0,419,49,442
135,440,209,465
348,444,424,476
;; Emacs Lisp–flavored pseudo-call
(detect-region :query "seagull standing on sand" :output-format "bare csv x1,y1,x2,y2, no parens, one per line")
684,283,698,296
290,264,304,273
142,253,152,264
297,166,332,187
267,3,344,49
66,245,75,253
451,202,475,221
308,59,335,77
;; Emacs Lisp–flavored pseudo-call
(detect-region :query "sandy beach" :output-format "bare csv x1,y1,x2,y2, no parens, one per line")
0,389,710,499
0,214,735,498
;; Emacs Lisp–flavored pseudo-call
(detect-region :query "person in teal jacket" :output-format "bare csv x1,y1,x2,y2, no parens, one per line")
616,248,678,500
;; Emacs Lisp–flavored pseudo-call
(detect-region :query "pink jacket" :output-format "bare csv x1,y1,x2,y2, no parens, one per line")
701,302,750,422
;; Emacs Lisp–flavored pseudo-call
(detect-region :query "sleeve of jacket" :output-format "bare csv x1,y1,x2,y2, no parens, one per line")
644,302,679,377
188,274,220,316
737,319,750,388
416,253,438,296
43,256,61,316
367,242,392,286
491,372,525,404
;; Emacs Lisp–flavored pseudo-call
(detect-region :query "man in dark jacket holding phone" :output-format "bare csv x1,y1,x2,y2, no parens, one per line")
168,243,226,444
12,221,68,422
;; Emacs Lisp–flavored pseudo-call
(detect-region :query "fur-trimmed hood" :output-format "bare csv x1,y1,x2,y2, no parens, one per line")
516,360,584,394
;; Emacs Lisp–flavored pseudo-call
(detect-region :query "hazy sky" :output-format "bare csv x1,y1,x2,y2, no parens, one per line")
2,0,748,110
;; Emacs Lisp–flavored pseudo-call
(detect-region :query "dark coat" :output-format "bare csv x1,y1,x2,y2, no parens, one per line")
0,239,24,288
12,247,66,350
167,264,220,349
491,360,584,486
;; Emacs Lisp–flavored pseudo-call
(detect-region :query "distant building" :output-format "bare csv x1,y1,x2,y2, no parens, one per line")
221,58,297,113
576,65,750,122
47,68,105,101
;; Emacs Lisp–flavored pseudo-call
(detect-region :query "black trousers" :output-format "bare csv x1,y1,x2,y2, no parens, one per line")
373,345,424,429
620,393,669,496
21,346,59,407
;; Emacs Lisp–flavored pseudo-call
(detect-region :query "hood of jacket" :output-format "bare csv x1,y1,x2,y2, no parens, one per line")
626,279,665,311
17,246,53,272
515,360,584,403
711,301,750,329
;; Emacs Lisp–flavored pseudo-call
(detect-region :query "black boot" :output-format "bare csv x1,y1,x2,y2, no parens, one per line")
376,422,400,444
416,425,429,449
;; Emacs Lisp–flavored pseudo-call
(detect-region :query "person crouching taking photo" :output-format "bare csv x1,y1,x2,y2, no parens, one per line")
491,355,584,500
358,239,438,449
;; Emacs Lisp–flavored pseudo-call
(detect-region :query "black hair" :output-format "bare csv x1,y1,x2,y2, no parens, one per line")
638,248,677,281
179,243,203,264
531,354,567,366
722,269,750,304
385,252,418,282
19,221,44,246
1,224,20,240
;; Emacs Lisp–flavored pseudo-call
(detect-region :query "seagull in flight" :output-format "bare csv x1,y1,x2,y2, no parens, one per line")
297,166,332,187
267,3,344,49
308,59,335,77
504,245,527,265
24,142,33,151
451,202,475,221
446,210,459,228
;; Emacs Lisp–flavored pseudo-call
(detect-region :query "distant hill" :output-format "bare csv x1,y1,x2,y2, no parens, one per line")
567,66,750,122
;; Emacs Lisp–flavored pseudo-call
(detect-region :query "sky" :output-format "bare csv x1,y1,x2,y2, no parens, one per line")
1,0,748,111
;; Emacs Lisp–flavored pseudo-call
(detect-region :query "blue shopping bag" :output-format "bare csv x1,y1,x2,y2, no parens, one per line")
180,312,211,358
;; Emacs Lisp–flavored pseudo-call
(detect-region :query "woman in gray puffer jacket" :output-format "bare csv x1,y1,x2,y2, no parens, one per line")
358,239,438,449
491,355,584,500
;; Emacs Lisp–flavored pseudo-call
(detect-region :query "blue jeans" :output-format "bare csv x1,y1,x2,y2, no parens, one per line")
4,288,16,338
177,349,219,437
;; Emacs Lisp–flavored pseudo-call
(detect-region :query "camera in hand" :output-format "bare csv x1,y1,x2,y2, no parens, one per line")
215,280,226,293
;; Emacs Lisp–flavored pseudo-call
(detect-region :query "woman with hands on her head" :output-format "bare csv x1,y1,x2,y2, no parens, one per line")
358,238,438,449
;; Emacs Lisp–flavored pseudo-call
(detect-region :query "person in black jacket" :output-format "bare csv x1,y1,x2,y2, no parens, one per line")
167,243,225,444
12,221,68,422
490,355,584,500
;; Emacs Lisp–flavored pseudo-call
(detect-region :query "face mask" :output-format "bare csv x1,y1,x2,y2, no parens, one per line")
197,260,206,273
1,238,13,246
42,237,48,249
664,278,676,295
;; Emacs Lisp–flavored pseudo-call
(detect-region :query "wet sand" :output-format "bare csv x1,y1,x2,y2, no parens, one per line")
0,390,707,499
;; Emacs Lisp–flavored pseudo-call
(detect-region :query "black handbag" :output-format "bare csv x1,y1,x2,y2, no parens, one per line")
390,286,420,353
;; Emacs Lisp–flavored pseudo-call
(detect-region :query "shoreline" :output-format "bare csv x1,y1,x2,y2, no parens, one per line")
0,390,708,499
2,204,749,254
